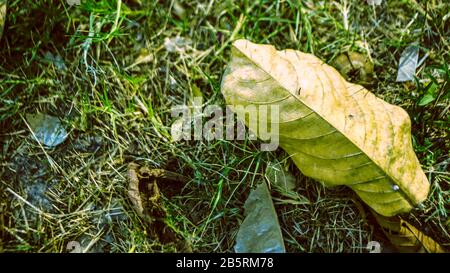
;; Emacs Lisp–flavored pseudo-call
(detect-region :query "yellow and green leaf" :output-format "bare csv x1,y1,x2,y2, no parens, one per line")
221,39,430,217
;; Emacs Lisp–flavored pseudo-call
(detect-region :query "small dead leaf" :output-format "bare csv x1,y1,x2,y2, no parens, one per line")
26,113,68,147
127,163,191,251
396,44,420,82
137,166,188,183
222,39,430,217
235,182,286,253
127,163,145,219
373,211,446,253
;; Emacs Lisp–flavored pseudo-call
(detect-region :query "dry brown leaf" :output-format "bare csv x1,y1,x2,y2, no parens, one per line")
127,163,145,219
373,211,446,253
221,39,430,217
126,163,191,251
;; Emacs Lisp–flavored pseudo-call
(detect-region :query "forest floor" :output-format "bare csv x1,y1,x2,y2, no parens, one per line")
0,0,449,252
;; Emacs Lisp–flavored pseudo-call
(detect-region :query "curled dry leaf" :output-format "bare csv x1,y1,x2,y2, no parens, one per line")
373,211,445,253
221,39,430,217
127,163,145,219
127,163,191,251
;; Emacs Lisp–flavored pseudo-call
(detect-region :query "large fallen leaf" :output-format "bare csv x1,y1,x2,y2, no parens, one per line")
234,182,285,253
372,211,445,253
221,39,430,217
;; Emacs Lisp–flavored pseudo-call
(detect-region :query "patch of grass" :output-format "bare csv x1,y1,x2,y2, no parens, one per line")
0,0,449,252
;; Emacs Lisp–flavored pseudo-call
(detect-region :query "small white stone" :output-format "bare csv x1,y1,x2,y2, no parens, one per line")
392,185,400,191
